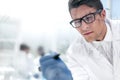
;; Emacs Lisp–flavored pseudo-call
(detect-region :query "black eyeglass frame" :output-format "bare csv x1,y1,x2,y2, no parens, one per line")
70,9,102,28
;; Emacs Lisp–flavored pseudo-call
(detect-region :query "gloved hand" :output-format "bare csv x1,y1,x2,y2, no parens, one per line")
40,53,73,80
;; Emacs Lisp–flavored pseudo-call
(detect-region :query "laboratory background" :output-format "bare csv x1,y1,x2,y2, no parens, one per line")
0,0,120,80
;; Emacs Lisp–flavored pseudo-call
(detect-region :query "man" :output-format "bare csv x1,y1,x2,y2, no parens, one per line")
34,46,45,70
67,0,120,80
33,46,46,79
13,43,35,80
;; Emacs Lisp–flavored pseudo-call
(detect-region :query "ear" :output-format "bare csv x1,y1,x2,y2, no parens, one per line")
100,9,106,19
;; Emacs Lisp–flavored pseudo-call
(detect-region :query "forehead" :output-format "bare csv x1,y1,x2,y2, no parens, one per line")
70,5,96,19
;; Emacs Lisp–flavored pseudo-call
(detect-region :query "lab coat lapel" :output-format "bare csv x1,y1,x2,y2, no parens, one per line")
109,18,120,80
113,40,120,80
77,41,113,80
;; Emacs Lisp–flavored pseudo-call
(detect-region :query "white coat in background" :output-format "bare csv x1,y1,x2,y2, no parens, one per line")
13,51,35,80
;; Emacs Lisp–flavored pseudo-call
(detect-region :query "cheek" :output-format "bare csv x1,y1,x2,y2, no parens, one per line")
92,25,100,36
91,23,103,39
91,20,101,31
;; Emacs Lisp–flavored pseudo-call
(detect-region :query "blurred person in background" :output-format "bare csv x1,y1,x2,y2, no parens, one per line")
34,46,45,70
33,46,46,80
13,43,35,80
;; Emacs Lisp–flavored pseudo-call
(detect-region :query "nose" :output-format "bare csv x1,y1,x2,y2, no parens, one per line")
81,21,89,31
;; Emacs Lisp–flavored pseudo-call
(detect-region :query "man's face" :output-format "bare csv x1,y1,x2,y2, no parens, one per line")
70,5,107,42
25,49,29,54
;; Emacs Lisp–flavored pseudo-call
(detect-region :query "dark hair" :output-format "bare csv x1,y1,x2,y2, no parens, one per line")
38,46,44,51
37,46,45,56
68,0,103,12
20,43,29,51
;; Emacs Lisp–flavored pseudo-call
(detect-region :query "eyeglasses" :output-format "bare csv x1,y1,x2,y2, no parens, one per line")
70,9,102,28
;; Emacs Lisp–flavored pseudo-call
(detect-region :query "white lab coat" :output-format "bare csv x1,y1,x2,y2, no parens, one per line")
13,51,35,79
66,19,120,80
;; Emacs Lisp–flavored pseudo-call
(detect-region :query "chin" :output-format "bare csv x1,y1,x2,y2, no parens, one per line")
85,38,95,42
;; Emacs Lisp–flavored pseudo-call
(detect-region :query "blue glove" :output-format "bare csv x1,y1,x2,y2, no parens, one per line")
40,53,73,80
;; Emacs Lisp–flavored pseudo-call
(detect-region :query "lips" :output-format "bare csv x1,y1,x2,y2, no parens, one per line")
83,31,93,35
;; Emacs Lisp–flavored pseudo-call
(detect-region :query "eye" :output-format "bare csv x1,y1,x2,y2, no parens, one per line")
74,20,81,24
73,20,81,27
83,14,94,23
